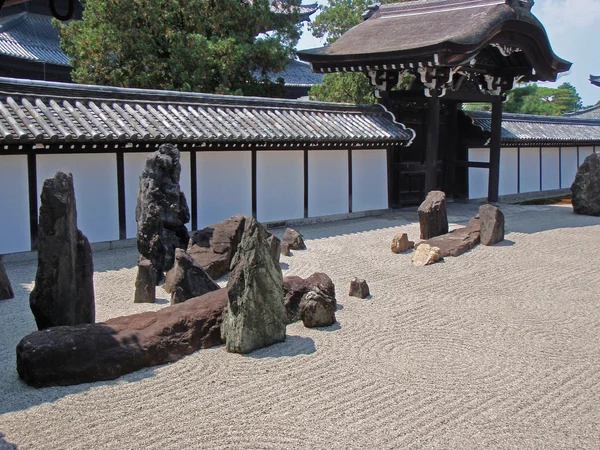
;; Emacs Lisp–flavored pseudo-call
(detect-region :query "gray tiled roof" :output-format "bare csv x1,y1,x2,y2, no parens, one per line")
257,60,324,87
564,105,600,120
467,110,600,145
0,13,70,66
0,77,414,146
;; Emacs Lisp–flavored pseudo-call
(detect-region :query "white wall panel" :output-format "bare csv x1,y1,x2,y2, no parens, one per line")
499,148,518,195
560,147,578,188
257,151,304,223
519,147,541,193
37,153,119,243
197,151,252,228
124,151,192,238
579,146,594,166
352,150,388,212
0,155,30,253
468,148,490,199
469,148,490,163
308,150,348,217
541,147,560,191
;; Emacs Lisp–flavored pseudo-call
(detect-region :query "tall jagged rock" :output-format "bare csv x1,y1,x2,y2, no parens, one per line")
136,144,190,285
29,172,94,330
571,153,600,216
221,217,287,354
170,249,220,305
0,257,14,300
418,190,448,240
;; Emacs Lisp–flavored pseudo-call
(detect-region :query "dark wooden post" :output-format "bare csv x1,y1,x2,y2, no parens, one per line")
116,151,127,240
488,97,502,203
444,101,459,198
27,151,38,251
425,90,440,194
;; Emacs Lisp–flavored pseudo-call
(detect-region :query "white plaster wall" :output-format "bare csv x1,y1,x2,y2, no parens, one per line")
468,148,490,199
197,151,252,228
124,151,192,238
308,150,348,217
257,151,304,223
352,150,388,212
37,153,119,243
560,147,578,189
519,147,541,193
499,148,518,195
0,155,30,254
579,147,594,166
541,147,560,191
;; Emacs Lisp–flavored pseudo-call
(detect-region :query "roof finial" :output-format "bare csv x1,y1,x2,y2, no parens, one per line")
506,0,534,11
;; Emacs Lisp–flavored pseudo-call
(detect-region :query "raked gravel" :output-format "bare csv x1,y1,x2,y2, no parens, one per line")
1,203,600,449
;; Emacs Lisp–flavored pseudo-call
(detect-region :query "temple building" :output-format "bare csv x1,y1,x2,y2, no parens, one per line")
590,75,600,88
299,0,572,204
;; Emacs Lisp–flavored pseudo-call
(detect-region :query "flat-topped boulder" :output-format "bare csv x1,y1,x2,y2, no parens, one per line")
418,216,481,258
571,153,600,216
17,289,227,387
0,257,14,300
418,190,448,240
30,172,95,330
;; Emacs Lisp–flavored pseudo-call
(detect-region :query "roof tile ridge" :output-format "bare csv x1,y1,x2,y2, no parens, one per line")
0,12,28,33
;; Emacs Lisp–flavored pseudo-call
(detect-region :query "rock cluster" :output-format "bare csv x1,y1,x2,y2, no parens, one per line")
221,217,287,354
17,289,227,387
169,249,220,305
135,144,190,291
0,257,14,300
418,191,448,240
283,273,336,323
391,233,414,254
571,153,600,216
29,172,95,330
349,278,370,299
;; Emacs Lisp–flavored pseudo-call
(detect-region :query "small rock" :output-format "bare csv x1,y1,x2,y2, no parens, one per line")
572,153,600,216
281,242,291,257
349,278,370,299
134,257,156,303
267,234,281,264
418,191,449,240
412,244,442,266
479,205,505,246
391,233,414,254
0,257,14,300
170,249,220,305
282,228,306,251
220,216,287,354
300,290,336,328
283,273,336,323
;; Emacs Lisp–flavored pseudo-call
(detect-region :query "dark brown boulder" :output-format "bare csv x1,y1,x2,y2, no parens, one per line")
418,216,480,258
282,228,306,251
30,172,94,330
571,153,600,216
300,290,336,328
136,144,190,284
283,273,336,324
170,249,220,305
220,217,287,354
479,205,505,246
187,215,246,280
133,257,156,304
418,190,449,240
16,289,227,387
0,257,14,300
349,278,370,299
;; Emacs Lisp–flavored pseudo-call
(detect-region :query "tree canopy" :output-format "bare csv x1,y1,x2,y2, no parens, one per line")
57,0,302,96
465,82,584,116
308,0,411,104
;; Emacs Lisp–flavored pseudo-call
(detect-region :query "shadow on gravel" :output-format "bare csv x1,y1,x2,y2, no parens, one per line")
247,335,316,359
505,205,600,235
0,433,18,450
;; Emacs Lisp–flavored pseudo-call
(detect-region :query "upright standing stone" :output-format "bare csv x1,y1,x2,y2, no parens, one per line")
479,205,505,246
349,278,370,299
418,191,448,240
136,144,190,284
170,249,220,305
571,153,600,216
134,257,156,304
221,217,287,354
267,234,281,264
0,257,14,300
30,172,95,330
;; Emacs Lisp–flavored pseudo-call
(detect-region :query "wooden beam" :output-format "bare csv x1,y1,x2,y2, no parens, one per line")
488,98,502,202
425,91,440,194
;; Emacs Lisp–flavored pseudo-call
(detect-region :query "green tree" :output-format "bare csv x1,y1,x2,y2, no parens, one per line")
308,0,412,104
56,0,302,96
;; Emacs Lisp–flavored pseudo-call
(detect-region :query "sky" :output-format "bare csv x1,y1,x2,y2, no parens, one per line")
296,0,600,107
